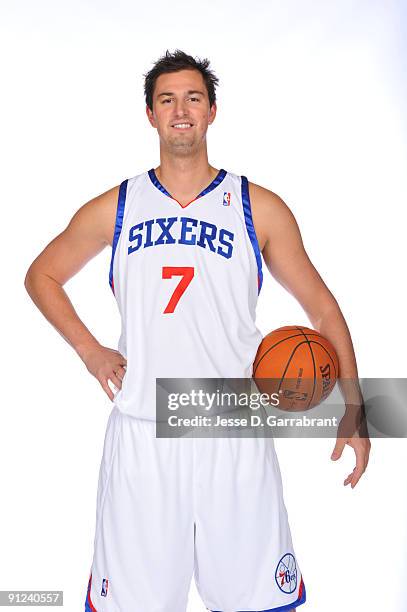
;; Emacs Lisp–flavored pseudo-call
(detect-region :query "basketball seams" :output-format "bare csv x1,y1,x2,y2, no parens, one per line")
253,331,337,374
307,341,339,379
297,327,317,410
278,342,317,409
253,325,338,410
253,334,306,375
255,338,338,379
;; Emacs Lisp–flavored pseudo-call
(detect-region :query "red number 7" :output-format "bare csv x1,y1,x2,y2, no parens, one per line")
162,266,194,314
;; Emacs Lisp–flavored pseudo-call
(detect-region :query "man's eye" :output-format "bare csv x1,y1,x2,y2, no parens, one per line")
162,98,200,103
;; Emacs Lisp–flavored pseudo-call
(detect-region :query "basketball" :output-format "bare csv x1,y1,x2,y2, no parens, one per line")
253,325,339,411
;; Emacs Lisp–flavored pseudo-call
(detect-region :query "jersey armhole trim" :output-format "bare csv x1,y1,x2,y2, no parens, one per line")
109,179,128,294
241,175,263,293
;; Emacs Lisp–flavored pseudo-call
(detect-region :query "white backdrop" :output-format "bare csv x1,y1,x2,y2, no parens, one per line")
1,0,406,610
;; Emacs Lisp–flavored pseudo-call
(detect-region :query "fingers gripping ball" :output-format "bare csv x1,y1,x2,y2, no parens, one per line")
253,325,339,411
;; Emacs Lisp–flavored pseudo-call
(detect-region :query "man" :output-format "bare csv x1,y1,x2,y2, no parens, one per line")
24,49,370,611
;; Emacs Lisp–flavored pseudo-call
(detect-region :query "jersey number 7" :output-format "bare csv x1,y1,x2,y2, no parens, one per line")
162,266,194,314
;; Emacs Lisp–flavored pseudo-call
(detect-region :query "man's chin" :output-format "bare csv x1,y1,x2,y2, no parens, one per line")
166,142,197,155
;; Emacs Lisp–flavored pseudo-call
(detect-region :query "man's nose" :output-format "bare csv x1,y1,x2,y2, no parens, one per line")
174,100,188,116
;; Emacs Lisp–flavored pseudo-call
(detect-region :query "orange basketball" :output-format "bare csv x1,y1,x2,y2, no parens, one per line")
253,325,339,411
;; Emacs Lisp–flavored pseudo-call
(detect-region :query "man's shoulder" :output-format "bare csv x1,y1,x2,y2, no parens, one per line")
245,179,299,250
247,179,289,216
69,183,122,247
81,172,145,246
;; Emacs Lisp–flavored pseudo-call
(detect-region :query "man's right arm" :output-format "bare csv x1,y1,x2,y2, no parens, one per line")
24,184,126,401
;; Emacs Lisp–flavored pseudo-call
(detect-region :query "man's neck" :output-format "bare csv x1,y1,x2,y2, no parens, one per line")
154,158,219,199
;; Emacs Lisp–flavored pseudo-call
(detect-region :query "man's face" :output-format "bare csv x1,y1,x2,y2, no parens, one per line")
146,69,217,156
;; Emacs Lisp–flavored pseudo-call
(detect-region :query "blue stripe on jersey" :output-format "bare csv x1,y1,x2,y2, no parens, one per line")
199,168,227,197
109,179,128,293
210,581,306,612
241,175,263,293
148,168,171,197
148,168,227,201
84,572,96,611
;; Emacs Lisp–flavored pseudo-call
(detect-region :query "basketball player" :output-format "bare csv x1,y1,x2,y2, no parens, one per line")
24,49,370,611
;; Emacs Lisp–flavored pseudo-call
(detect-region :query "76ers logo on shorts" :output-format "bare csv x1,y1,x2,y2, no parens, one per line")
275,553,297,594
101,578,109,597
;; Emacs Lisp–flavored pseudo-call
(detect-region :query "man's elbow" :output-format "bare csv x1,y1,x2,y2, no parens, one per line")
24,265,35,292
24,263,44,294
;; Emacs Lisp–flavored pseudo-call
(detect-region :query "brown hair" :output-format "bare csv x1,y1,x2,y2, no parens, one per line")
143,49,219,111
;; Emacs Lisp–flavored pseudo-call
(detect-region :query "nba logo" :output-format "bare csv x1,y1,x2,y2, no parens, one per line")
223,192,231,206
101,578,109,597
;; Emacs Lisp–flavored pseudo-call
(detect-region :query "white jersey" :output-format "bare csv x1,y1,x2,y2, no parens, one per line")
109,167,264,420
85,167,307,611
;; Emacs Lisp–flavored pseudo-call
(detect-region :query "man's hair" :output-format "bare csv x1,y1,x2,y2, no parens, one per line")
143,49,219,112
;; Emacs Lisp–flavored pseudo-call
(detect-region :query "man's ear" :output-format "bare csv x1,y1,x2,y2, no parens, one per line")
208,102,217,125
146,104,156,127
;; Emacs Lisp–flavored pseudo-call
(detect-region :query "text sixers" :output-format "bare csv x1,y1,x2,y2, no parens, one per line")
128,216,234,259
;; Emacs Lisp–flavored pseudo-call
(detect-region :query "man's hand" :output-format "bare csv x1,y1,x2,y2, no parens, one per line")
331,435,371,488
330,405,371,488
80,344,127,401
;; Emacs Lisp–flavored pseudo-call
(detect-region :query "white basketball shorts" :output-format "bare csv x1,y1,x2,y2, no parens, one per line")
84,406,306,611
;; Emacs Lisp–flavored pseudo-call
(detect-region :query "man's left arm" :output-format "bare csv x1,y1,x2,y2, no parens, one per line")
250,182,371,488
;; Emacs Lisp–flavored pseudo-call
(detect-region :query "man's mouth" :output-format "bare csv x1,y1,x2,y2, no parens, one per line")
172,123,193,130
